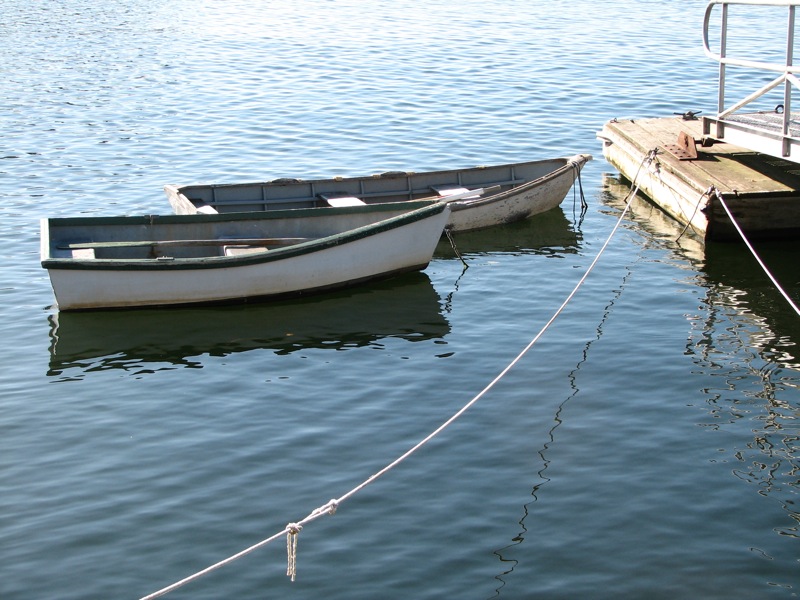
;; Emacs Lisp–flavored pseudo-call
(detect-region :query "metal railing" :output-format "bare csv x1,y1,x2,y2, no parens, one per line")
703,0,800,155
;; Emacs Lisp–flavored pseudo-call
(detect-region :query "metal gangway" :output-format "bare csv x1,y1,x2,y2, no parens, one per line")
702,0,800,162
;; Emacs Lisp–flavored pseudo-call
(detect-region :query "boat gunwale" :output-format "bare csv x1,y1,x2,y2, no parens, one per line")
447,154,589,212
42,200,447,271
166,156,584,195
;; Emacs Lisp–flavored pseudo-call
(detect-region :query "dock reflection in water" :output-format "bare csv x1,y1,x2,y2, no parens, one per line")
47,271,449,376
701,240,800,368
602,173,800,550
602,172,800,368
688,245,800,548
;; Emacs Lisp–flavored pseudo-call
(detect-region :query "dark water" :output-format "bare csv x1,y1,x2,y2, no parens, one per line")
2,1,798,598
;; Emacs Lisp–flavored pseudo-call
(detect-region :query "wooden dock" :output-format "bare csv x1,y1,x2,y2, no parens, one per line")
599,116,800,241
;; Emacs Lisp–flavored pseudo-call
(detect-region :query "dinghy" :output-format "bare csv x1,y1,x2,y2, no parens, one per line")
41,200,449,310
165,154,592,232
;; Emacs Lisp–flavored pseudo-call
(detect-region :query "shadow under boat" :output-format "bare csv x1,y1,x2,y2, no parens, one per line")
434,206,582,258
601,172,800,368
47,271,449,375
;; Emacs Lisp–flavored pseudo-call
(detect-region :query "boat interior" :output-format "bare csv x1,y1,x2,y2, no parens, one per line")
43,201,438,262
170,158,569,214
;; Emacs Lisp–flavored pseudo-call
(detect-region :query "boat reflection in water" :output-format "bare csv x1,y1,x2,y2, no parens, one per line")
47,271,449,376
434,205,582,259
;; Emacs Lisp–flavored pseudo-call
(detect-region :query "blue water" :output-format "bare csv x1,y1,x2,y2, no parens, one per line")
2,1,799,598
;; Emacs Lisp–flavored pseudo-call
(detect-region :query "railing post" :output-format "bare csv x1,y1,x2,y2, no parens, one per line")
718,2,728,116
784,4,795,155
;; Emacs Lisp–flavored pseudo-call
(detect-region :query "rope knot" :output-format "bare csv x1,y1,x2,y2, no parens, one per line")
286,522,302,535
286,523,302,581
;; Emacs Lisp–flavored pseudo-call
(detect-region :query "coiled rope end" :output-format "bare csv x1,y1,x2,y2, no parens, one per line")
286,523,302,581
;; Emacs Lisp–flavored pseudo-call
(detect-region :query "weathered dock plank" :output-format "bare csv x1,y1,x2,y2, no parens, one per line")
599,116,800,241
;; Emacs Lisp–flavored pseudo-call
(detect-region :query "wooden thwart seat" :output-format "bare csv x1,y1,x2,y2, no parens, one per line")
431,185,481,199
70,248,96,259
318,193,366,207
223,245,270,256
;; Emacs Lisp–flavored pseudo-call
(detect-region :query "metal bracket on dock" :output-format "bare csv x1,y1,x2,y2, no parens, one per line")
664,131,699,160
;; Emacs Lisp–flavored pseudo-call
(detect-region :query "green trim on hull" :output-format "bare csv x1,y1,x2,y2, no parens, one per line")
43,201,445,272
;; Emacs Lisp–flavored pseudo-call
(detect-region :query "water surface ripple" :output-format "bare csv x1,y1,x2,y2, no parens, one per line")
2,1,798,598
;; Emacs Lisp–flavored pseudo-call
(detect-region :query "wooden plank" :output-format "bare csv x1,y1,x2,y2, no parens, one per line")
223,245,270,256
70,248,96,259
432,186,474,197
605,118,719,193
717,153,800,195
434,185,499,201
319,195,366,207
605,117,800,195
602,115,800,240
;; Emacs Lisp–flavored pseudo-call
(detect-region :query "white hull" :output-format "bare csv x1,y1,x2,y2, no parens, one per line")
42,202,449,310
447,162,586,231
165,154,591,232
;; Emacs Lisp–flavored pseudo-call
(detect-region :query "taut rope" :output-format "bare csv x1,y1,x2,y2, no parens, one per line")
139,149,659,600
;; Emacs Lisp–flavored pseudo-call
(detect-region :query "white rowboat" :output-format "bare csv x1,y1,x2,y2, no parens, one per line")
41,200,449,311
165,154,592,232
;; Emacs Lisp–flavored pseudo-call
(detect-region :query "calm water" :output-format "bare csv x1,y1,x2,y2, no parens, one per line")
2,1,799,598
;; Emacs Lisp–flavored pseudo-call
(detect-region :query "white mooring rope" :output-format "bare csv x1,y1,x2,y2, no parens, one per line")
675,186,713,242
709,186,800,316
138,150,658,600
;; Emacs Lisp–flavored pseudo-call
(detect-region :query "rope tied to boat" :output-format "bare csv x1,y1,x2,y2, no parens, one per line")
138,148,658,600
285,523,302,582
444,226,467,269
571,158,589,216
